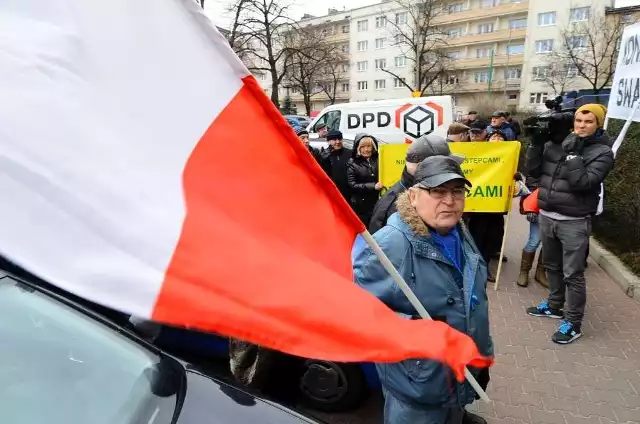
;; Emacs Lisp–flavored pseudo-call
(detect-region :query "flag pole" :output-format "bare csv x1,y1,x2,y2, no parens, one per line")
493,201,513,291
359,230,491,403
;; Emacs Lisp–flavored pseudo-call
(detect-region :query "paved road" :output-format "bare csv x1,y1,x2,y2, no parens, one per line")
307,201,640,424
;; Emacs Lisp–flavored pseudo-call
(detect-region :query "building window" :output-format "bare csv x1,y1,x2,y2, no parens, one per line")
505,67,522,80
447,28,463,37
375,79,386,90
535,39,554,53
357,20,368,32
475,71,490,83
567,35,588,49
480,0,496,8
375,38,385,49
395,56,407,67
341,83,350,92
395,12,408,24
509,18,527,29
529,92,549,105
447,51,461,60
446,75,459,85
621,14,634,23
341,64,349,72
570,7,590,23
476,48,491,58
532,66,550,80
507,44,525,55
357,41,368,52
449,3,463,13
375,16,387,28
477,23,494,34
567,64,579,77
357,61,368,72
538,12,556,26
342,25,350,33
394,77,406,88
508,94,518,100
357,81,368,91
395,34,403,44
375,58,387,70
341,44,349,53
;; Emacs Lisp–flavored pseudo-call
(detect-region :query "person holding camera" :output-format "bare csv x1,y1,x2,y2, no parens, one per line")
526,104,614,344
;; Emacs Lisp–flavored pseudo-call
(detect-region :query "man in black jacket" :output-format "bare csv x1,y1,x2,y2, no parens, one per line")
368,134,463,234
320,130,352,201
526,104,614,345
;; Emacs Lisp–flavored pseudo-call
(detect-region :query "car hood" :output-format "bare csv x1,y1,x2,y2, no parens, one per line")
175,368,320,424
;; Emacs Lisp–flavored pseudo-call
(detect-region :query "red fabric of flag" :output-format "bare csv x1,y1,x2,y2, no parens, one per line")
152,76,491,380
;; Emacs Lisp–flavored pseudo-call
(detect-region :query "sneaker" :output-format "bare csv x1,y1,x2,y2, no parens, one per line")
526,300,563,319
552,320,582,344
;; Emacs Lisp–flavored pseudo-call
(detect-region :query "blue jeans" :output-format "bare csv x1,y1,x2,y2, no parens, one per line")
523,220,541,253
382,389,464,424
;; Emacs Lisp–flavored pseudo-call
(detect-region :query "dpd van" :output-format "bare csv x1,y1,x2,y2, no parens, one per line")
306,96,454,145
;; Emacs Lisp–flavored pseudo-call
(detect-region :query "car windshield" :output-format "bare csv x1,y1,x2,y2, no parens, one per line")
0,276,180,424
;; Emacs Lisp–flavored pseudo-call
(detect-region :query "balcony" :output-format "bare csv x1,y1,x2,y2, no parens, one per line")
289,91,350,102
450,53,525,70
439,27,526,47
435,1,529,25
325,32,350,43
448,78,522,94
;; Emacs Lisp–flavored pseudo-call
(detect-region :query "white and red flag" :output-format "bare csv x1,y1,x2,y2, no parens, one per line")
0,0,490,376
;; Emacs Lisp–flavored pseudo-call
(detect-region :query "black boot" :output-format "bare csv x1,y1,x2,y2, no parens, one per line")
463,411,488,424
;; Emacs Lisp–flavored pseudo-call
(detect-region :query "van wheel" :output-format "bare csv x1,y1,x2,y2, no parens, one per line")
299,360,367,412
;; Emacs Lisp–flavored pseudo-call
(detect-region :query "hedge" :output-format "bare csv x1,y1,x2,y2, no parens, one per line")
592,119,640,276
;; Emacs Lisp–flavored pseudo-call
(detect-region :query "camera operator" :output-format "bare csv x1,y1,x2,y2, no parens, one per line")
526,104,614,345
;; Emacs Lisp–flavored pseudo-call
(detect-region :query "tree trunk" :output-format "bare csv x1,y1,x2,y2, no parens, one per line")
304,93,312,116
270,79,280,108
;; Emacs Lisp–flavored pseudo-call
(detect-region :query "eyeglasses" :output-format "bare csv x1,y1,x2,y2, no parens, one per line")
419,186,467,200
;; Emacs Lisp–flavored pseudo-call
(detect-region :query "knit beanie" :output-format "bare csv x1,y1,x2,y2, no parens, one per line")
576,104,607,127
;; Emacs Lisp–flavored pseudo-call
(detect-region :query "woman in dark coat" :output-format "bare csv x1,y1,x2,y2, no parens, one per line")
347,133,383,227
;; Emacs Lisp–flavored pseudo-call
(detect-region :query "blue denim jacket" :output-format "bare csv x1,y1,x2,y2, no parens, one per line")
353,193,493,409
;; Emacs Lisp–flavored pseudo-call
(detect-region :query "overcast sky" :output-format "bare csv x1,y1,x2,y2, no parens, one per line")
204,0,378,28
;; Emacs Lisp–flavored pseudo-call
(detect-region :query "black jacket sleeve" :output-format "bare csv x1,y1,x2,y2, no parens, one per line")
369,192,397,234
347,160,377,192
564,150,615,192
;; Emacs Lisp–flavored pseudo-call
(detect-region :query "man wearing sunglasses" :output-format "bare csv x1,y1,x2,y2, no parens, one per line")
353,156,492,424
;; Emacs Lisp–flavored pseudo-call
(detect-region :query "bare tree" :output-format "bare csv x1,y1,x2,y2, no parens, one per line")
228,0,297,107
283,29,328,115
555,12,629,94
423,57,464,96
536,58,579,96
315,59,346,105
380,0,446,95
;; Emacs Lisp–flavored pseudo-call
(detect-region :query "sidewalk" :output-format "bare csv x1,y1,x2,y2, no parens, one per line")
468,202,640,424
316,201,640,424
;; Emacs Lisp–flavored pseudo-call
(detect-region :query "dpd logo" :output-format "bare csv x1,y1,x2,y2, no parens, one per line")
395,102,444,142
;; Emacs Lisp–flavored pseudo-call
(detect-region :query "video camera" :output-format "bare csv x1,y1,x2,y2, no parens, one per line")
523,96,576,144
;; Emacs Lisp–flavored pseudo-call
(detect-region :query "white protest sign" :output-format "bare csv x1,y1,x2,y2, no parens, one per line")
607,23,640,122
597,23,640,215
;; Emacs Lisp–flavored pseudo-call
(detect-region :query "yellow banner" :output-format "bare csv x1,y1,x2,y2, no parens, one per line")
379,142,521,212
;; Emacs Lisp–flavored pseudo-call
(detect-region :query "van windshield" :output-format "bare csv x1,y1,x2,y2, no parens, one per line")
313,110,341,132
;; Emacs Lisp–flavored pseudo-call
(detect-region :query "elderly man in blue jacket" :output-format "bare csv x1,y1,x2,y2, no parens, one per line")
487,110,516,141
353,156,493,424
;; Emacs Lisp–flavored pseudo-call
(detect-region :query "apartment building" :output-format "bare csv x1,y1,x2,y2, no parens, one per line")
256,0,623,115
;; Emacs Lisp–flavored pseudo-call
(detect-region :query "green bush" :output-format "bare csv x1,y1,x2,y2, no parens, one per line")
592,119,640,276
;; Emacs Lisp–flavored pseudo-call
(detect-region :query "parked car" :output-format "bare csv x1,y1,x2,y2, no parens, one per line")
0,269,324,424
156,328,381,413
285,115,311,129
285,117,303,131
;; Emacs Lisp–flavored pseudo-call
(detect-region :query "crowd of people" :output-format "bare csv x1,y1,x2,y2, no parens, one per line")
226,104,615,424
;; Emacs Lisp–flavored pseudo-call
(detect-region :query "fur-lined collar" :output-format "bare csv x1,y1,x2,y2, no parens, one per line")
395,190,471,239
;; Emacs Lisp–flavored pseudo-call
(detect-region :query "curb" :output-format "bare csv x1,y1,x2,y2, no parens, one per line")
589,237,640,300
